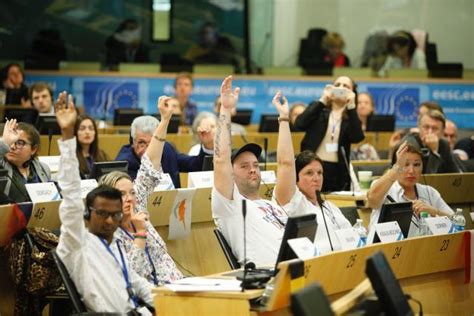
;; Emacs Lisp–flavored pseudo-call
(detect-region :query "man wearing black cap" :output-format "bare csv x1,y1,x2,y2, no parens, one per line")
212,76,288,266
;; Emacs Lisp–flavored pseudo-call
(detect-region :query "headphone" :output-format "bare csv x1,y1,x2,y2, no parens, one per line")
84,203,91,220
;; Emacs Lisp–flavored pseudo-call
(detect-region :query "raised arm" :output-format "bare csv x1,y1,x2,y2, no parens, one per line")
273,91,296,206
145,96,173,169
367,142,408,210
213,76,240,200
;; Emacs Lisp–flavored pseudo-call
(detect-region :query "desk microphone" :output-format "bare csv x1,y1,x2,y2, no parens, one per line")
386,195,396,203
340,146,355,196
263,137,268,171
241,199,247,292
316,191,334,252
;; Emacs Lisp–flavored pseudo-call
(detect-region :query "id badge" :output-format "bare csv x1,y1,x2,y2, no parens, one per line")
136,306,153,316
325,143,338,153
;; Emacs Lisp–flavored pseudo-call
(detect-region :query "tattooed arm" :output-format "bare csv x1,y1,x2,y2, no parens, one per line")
213,76,240,200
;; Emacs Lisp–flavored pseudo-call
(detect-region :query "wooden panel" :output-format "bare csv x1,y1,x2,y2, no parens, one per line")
419,173,474,204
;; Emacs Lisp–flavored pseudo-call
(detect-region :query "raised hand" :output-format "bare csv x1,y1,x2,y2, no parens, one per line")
394,141,409,170
55,91,77,139
345,89,356,109
272,91,289,118
220,76,240,111
157,96,173,121
197,119,216,150
321,84,332,104
131,211,148,232
422,132,439,153
2,119,19,146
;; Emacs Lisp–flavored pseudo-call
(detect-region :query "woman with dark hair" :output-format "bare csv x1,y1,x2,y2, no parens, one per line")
0,119,51,202
379,30,426,76
272,92,352,254
295,76,364,191
367,142,453,236
1,63,29,106
74,114,109,179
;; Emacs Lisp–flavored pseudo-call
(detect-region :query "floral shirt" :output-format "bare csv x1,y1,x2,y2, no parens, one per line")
114,153,183,285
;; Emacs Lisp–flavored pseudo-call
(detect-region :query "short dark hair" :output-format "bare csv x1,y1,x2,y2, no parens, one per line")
419,101,444,114
29,82,53,101
17,122,40,158
86,185,122,211
295,150,324,182
418,109,446,129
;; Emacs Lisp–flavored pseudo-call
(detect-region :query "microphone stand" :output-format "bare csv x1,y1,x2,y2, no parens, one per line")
241,199,247,292
316,191,334,252
263,138,268,171
339,146,355,196
47,127,53,156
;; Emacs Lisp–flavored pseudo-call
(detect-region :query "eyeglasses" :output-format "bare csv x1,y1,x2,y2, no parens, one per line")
12,139,32,149
89,207,124,221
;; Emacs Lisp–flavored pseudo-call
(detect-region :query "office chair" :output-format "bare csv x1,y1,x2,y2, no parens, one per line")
290,282,334,316
213,229,241,270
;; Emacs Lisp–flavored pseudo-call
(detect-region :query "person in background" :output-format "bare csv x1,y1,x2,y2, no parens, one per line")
189,111,216,156
444,120,457,150
74,114,109,179
174,72,197,126
419,101,444,116
352,92,379,160
99,95,183,286
30,82,54,114
105,18,148,71
295,76,364,192
379,30,426,76
1,63,29,106
272,91,352,254
454,136,474,161
289,102,306,131
321,32,350,67
367,142,453,236
0,120,51,202
115,115,210,187
54,92,153,314
213,95,246,136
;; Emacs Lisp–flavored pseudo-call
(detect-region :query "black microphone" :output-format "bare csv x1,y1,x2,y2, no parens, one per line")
241,199,247,292
47,127,53,156
263,137,268,171
339,146,355,195
316,191,334,252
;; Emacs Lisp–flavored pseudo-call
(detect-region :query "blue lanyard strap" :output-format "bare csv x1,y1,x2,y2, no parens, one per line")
99,237,138,307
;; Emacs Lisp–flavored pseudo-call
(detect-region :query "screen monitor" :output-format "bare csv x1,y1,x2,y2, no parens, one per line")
366,115,396,132
113,108,144,126
365,251,413,316
90,161,129,180
232,109,253,126
36,115,61,135
373,202,413,243
156,114,180,133
4,108,39,124
258,114,279,133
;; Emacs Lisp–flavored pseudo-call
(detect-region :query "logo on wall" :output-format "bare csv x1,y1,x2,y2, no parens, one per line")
83,81,139,118
368,87,419,127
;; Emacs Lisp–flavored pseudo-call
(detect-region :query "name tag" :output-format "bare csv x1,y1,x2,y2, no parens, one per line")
368,221,404,243
80,179,98,198
425,216,452,235
260,170,276,184
287,237,316,260
38,156,60,173
335,228,361,250
325,143,338,153
187,171,214,188
154,173,175,191
25,182,61,203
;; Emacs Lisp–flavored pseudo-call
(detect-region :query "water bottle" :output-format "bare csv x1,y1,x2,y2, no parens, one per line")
451,208,466,233
353,219,367,247
419,212,430,236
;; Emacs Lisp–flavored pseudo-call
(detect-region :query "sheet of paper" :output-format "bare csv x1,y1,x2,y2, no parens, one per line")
165,277,242,292
168,188,196,240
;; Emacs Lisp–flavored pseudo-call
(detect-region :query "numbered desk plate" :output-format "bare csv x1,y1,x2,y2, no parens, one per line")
27,200,61,231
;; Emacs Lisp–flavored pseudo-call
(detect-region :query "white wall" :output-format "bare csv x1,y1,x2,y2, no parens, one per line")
267,0,474,69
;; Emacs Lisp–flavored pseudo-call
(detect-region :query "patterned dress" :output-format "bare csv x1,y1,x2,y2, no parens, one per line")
115,153,183,285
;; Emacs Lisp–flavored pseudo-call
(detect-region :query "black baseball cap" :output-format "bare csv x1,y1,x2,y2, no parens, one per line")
231,143,262,164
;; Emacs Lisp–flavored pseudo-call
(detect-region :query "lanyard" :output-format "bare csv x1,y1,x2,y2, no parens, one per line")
120,226,159,286
320,203,341,230
330,113,341,142
99,237,138,307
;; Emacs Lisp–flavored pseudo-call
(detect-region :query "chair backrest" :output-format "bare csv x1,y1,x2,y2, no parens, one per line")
52,250,87,313
290,282,334,316
213,229,240,270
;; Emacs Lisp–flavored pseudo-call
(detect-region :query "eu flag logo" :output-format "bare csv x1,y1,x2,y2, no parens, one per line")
368,87,419,127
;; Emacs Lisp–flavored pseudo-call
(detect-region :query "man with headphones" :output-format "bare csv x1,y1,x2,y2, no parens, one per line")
55,92,153,314
30,82,54,114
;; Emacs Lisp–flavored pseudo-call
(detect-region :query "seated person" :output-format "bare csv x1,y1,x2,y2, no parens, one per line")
214,95,246,136
367,142,453,237
444,120,457,151
271,91,352,254
189,111,216,156
30,82,54,114
1,63,29,106
392,110,460,174
212,77,289,266
174,72,197,126
289,102,306,132
115,115,210,187
321,32,350,67
378,30,427,76
454,136,474,161
0,119,51,202
75,114,109,179
99,96,183,285
54,95,153,313
352,92,380,160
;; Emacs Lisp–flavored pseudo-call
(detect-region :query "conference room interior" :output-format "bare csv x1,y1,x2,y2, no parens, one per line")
1,0,474,315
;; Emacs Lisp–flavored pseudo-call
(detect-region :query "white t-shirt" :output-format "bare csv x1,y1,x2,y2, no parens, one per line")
212,185,286,266
278,187,352,254
369,180,453,237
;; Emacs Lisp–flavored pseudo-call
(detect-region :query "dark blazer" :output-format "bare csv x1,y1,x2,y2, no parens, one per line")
115,142,206,188
294,100,365,163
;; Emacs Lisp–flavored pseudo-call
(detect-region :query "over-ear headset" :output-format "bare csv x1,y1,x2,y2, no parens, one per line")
84,203,91,220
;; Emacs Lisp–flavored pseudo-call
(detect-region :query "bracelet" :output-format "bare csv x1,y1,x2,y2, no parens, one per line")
134,235,147,240
278,117,290,123
153,135,166,142
134,231,148,238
